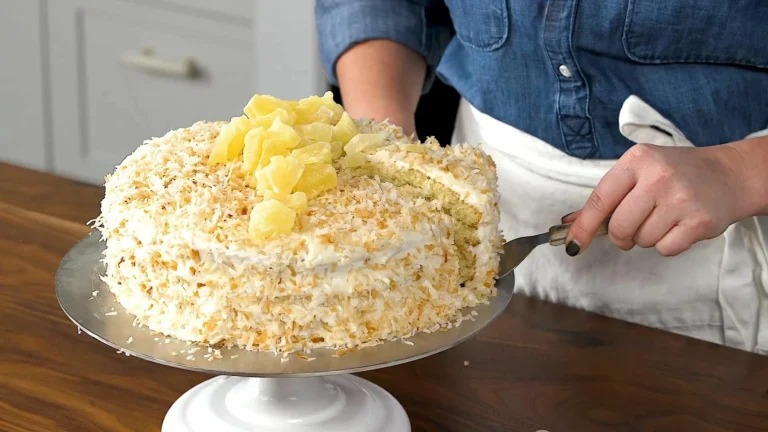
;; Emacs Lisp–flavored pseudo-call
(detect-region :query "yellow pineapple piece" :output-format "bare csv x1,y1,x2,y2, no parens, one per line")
244,94,296,119
341,152,367,168
343,132,388,155
295,92,343,125
265,118,302,150
332,112,357,144
290,142,332,165
257,139,290,169
297,123,334,143
264,190,308,215
329,141,344,161
256,155,304,195
208,133,228,165
228,116,254,159
399,143,427,153
293,164,338,198
241,127,265,174
248,199,296,239
250,108,296,128
208,116,253,165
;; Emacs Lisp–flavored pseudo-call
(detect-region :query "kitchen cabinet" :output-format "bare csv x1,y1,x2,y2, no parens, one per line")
1,0,325,185
0,0,49,172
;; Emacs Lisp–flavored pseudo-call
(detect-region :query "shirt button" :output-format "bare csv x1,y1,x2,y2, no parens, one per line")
558,64,572,78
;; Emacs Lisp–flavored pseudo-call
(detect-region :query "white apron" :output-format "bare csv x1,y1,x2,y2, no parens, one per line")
453,96,768,354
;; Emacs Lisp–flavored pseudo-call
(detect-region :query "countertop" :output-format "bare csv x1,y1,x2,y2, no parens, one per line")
2,162,768,432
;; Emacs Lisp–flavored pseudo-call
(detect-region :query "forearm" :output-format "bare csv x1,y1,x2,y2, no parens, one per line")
723,135,768,216
336,40,426,135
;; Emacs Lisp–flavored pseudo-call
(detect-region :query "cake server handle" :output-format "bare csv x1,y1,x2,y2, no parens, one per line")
547,217,611,246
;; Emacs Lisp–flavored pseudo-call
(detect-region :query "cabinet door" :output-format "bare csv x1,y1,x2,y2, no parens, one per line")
48,0,255,185
0,0,48,171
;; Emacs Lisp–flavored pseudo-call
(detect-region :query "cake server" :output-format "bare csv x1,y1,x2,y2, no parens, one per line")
498,218,611,278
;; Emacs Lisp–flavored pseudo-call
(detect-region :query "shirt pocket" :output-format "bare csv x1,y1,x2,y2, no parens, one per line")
445,0,509,51
623,0,768,68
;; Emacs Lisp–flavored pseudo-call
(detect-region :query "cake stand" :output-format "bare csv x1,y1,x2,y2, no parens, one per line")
56,232,515,431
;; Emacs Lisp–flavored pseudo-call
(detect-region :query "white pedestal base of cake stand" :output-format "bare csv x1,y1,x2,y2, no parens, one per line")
56,232,515,432
162,375,409,432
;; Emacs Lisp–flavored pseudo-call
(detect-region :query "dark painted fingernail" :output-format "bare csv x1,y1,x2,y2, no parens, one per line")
561,212,575,223
565,240,581,257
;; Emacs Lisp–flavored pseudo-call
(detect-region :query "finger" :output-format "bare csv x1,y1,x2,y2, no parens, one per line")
561,210,581,224
633,206,680,249
654,223,699,257
606,187,656,251
566,164,637,256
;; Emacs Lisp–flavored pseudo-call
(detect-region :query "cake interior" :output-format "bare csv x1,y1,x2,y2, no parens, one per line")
348,162,481,282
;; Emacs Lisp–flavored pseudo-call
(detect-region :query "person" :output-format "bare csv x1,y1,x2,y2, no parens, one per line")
314,0,768,353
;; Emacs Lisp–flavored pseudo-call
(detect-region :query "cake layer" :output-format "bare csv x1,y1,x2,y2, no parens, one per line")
353,138,502,291
103,232,466,352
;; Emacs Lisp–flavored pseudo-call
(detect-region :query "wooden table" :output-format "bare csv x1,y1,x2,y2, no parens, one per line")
2,162,768,432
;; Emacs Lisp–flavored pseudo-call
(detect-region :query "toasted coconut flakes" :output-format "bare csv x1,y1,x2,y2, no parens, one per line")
94,117,501,355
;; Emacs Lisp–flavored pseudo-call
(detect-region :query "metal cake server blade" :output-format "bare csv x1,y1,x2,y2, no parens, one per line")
498,218,610,279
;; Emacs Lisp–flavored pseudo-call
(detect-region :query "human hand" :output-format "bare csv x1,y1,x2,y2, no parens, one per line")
562,143,755,257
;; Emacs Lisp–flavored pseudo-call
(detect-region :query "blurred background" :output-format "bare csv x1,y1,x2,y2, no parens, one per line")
0,0,459,185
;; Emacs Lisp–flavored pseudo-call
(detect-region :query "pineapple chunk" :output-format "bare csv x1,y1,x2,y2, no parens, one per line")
297,123,334,143
295,92,343,125
341,152,367,168
241,127,265,174
256,155,304,195
265,118,302,150
248,199,296,239
343,132,388,155
291,142,332,165
293,164,338,198
399,144,427,153
332,112,357,144
208,116,253,164
250,108,296,128
329,141,344,161
244,95,296,119
257,139,290,169
208,134,228,165
264,190,308,215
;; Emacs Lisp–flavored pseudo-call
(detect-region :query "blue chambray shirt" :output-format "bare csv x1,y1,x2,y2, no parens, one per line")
315,0,768,159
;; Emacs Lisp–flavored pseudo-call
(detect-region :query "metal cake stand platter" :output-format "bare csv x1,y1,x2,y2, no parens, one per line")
56,231,515,432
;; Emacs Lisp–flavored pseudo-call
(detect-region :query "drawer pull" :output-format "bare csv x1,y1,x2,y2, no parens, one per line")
121,48,199,79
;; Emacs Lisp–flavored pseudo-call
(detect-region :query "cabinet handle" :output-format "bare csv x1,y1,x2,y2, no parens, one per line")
121,48,199,79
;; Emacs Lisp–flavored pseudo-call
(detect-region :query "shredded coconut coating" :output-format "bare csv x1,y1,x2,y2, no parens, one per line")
95,120,501,353
366,137,503,295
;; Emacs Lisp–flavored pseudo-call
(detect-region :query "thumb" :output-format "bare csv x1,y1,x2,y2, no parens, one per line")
565,173,634,255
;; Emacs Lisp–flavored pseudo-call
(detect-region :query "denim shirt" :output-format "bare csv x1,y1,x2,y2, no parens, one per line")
315,0,768,159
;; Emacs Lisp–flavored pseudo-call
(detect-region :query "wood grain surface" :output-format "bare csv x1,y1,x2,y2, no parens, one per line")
2,162,768,432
